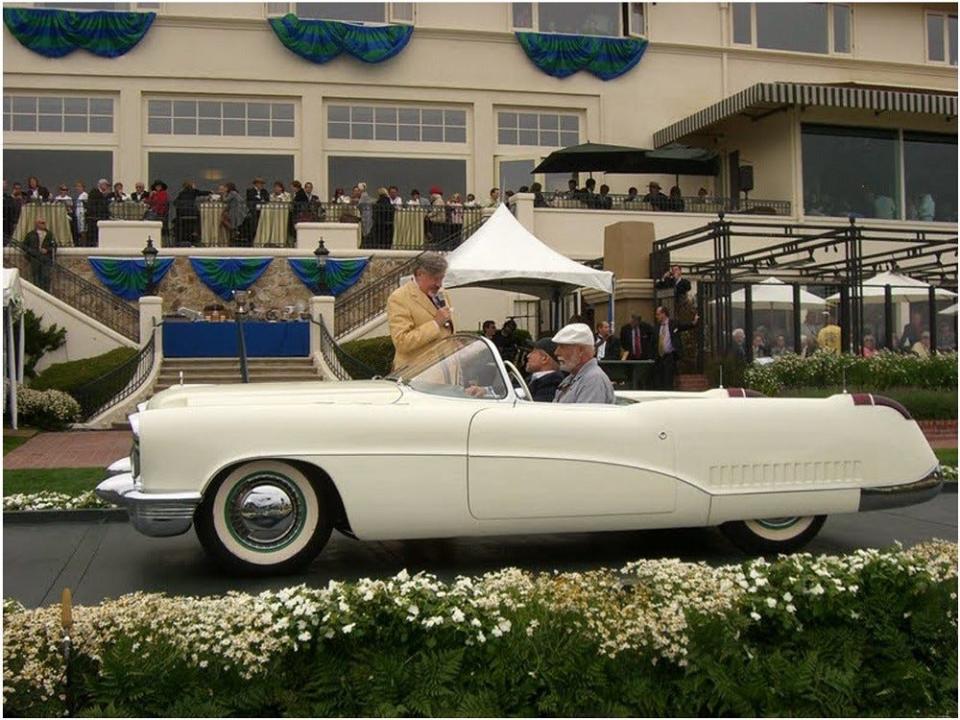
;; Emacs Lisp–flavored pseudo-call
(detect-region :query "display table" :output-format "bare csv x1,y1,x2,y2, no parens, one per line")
599,360,654,390
254,202,290,247
199,202,230,246
163,320,309,358
12,202,72,246
109,201,147,221
392,209,424,249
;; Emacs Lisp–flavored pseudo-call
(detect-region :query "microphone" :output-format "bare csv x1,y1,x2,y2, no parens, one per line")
435,290,453,329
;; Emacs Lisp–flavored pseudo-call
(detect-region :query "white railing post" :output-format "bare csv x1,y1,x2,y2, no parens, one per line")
512,192,535,233
138,296,163,360
309,295,336,356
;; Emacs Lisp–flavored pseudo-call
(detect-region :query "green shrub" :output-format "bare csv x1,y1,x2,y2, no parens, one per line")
31,346,137,395
3,542,956,717
341,336,395,377
704,355,749,389
22,309,66,379
774,386,957,420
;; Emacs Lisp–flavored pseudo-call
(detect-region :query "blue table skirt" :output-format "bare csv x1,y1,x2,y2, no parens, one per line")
163,321,309,358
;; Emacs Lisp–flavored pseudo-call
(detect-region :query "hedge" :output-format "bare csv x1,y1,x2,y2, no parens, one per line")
3,542,956,717
30,347,138,396
775,386,958,420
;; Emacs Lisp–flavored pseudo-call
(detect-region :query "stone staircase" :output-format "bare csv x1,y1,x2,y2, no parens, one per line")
153,357,321,393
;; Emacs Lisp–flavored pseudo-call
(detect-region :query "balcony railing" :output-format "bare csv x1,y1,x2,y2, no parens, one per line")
541,193,792,216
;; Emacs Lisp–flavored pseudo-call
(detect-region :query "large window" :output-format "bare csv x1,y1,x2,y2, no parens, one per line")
267,3,414,24
497,111,579,147
4,149,113,190
147,153,295,193
733,3,851,54
512,2,638,37
903,132,957,223
926,12,958,65
4,95,114,133
327,105,466,143
147,99,295,138
328,156,467,200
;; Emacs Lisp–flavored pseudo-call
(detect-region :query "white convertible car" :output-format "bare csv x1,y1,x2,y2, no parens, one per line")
97,334,942,574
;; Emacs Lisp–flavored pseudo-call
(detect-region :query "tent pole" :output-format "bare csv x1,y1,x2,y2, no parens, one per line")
17,311,25,384
609,276,616,328
7,312,18,430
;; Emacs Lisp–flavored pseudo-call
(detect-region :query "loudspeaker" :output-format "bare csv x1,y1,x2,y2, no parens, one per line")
738,165,754,192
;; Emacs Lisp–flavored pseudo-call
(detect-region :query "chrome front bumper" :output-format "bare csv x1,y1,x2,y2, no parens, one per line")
859,468,943,512
96,472,202,537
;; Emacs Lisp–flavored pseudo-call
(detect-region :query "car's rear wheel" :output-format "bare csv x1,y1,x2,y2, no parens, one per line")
195,460,331,575
720,515,826,554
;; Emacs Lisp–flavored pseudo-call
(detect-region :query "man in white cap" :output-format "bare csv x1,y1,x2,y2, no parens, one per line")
551,323,615,404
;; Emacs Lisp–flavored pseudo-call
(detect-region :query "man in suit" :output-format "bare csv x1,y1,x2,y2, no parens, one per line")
594,320,621,362
656,265,692,304
619,314,653,361
22,217,56,291
129,182,149,203
524,338,564,402
85,179,111,247
652,305,699,391
387,252,454,370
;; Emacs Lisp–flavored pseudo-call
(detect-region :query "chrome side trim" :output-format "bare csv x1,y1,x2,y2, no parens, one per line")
858,468,943,512
96,473,201,537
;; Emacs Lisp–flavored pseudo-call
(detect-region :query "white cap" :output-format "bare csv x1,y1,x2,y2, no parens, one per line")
552,323,594,346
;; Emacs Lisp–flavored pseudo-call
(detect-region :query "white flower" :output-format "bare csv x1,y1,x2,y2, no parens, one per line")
750,611,761,621
451,608,465,623
782,592,793,602
477,631,486,644
407,604,419,618
786,604,796,614
765,598,776,608
297,631,311,642
497,619,512,633
341,623,355,634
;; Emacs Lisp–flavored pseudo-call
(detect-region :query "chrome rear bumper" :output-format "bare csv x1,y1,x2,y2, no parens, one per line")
95,473,201,537
859,468,943,512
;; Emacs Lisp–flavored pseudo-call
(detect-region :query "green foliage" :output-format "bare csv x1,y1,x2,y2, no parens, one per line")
704,355,749,389
31,346,138,395
3,434,31,455
744,351,958,397
22,309,67,380
3,543,956,718
341,335,395,377
772,386,958,420
935,448,957,467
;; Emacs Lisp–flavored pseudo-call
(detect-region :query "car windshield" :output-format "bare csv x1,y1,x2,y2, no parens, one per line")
387,335,508,400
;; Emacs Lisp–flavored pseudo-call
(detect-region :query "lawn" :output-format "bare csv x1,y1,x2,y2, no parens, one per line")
3,435,30,456
3,467,104,497
935,448,957,467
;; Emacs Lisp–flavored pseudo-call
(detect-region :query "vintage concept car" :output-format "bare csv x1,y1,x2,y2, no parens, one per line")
97,334,943,574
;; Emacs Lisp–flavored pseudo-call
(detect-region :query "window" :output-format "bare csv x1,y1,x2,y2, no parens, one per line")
926,12,957,65
147,152,295,193
801,124,900,220
147,99,295,138
626,2,645,37
732,3,851,55
903,132,957,223
3,149,113,191
4,94,114,134
327,104,466,144
511,2,625,37
497,111,579,147
328,156,467,200
296,2,385,22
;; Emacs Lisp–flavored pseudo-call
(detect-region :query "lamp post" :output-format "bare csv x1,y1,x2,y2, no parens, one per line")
141,236,158,294
314,238,330,295
233,289,250,383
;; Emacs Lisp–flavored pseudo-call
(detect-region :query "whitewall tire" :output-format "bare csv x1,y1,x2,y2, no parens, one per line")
720,515,826,554
195,460,331,575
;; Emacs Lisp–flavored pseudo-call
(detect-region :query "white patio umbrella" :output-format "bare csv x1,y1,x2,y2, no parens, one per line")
826,271,957,303
728,277,828,310
939,303,958,316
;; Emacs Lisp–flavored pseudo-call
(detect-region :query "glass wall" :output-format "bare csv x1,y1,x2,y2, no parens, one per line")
801,124,900,219
328,156,467,200
147,152,295,193
903,132,958,223
296,3,386,22
756,3,828,54
4,149,112,190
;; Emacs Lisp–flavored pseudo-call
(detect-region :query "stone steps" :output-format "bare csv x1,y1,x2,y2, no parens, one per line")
153,356,319,392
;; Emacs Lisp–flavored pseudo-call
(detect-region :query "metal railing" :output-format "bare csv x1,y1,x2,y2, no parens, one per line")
2,241,140,341
4,198,169,248
315,315,378,381
542,193,792,216
72,328,157,421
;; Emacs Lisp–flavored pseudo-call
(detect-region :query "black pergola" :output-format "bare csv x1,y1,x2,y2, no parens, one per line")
650,215,958,363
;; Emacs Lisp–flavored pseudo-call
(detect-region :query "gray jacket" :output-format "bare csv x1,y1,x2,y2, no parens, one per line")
554,358,615,404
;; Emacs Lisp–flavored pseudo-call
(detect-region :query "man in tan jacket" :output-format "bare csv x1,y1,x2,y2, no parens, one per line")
387,252,454,370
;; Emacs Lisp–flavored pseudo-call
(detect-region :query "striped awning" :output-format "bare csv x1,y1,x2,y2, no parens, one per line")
654,82,958,148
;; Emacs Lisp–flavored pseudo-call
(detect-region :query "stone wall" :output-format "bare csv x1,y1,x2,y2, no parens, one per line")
58,255,411,317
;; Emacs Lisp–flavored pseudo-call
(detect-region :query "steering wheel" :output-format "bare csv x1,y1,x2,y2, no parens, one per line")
502,361,532,401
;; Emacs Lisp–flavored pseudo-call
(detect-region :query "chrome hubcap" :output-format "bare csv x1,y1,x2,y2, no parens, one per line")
755,516,800,530
227,474,303,550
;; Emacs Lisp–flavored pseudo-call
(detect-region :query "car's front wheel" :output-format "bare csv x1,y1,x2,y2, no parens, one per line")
720,515,826,554
195,460,331,575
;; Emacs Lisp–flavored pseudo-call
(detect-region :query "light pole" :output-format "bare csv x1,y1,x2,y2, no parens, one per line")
233,289,250,383
141,236,158,294
314,237,330,295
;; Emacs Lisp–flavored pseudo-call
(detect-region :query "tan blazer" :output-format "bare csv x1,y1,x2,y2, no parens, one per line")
387,280,452,370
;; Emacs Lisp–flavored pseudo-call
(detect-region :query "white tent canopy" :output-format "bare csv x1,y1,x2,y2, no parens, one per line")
3,268,23,308
940,303,958,316
826,271,958,303
719,277,827,309
443,204,613,299
3,268,25,430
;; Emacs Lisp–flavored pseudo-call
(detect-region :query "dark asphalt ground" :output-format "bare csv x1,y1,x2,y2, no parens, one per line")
4,494,957,609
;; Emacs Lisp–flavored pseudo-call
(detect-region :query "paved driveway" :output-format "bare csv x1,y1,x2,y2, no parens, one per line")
4,494,956,609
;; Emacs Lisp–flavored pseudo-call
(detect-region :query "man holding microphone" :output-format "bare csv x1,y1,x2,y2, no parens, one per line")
387,252,454,371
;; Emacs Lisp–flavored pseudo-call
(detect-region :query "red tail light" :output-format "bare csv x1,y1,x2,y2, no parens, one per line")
726,388,766,398
851,393,912,419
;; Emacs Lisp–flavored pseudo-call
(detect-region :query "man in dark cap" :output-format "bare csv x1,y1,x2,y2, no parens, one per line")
524,337,565,402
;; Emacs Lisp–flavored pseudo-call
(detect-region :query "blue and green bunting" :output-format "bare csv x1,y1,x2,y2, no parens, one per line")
189,257,273,301
3,8,155,59
288,257,369,296
88,257,174,300
268,14,413,64
515,32,647,81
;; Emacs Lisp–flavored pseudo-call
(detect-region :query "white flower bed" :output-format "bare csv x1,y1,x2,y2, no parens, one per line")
2,491,109,512
3,540,956,710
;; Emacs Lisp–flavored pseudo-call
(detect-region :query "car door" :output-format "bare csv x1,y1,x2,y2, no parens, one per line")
466,402,677,520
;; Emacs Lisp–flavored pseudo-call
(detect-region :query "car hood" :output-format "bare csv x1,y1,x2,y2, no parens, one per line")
146,380,403,410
